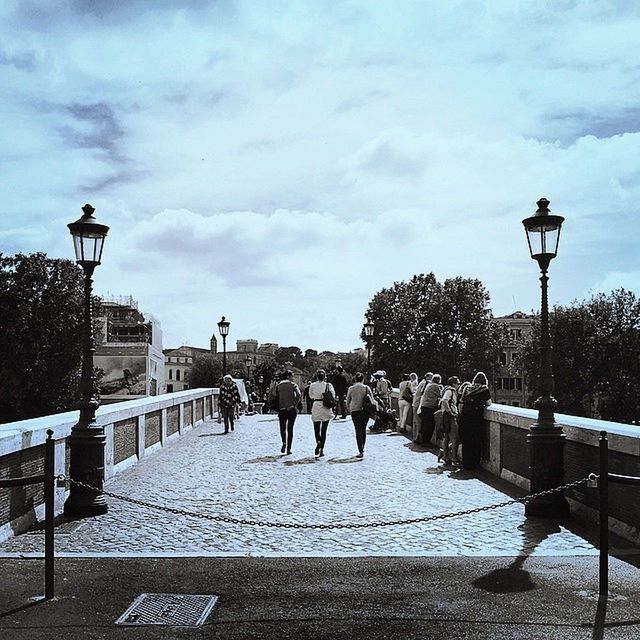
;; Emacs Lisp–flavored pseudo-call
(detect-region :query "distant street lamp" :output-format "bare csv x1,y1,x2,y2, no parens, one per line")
245,355,253,380
363,321,375,380
217,316,230,375
64,204,109,517
522,197,569,517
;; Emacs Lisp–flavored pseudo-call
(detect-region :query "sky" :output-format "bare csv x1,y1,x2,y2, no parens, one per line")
1,0,639,353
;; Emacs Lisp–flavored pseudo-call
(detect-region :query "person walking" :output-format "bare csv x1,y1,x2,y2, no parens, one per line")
308,369,336,457
417,373,443,447
272,370,301,455
397,373,413,433
219,374,241,434
412,372,432,443
459,371,492,469
330,365,349,419
346,372,375,458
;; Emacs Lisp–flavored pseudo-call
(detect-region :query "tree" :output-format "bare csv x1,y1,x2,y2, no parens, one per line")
0,253,86,422
363,273,509,384
189,355,224,388
518,289,640,424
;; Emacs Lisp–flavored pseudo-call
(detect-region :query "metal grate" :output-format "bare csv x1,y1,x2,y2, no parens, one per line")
115,593,218,626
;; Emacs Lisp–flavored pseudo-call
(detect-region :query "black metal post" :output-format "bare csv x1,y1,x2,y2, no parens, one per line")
44,429,55,599
64,264,108,517
525,265,570,517
222,335,227,376
599,431,609,599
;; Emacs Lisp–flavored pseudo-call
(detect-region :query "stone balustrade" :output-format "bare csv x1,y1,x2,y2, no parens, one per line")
0,388,217,542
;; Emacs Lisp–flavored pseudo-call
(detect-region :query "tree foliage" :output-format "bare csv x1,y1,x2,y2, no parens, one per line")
363,273,509,384
189,354,224,389
0,253,85,422
518,289,640,424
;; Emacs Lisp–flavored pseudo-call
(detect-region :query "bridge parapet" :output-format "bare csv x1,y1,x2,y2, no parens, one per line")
0,388,217,542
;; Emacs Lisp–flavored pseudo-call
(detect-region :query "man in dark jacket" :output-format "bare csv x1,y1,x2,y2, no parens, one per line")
330,366,349,419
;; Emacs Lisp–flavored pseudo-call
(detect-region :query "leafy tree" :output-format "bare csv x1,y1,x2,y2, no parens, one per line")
363,273,509,384
189,354,224,388
518,289,640,424
0,253,85,422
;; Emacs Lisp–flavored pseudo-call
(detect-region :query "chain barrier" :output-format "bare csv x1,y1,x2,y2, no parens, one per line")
60,473,598,531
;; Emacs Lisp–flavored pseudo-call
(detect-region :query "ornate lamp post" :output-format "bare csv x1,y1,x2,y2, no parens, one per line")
363,321,375,380
217,316,230,375
522,197,569,517
64,204,109,517
245,355,253,381
258,374,264,400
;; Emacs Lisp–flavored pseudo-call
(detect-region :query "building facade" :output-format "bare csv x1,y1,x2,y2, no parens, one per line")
163,338,280,393
493,311,536,407
95,296,165,404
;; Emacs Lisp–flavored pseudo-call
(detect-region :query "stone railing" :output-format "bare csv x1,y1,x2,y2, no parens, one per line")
0,388,217,542
483,404,640,545
391,387,639,543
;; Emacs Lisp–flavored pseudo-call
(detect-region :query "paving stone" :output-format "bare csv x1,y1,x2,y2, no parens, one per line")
0,414,598,556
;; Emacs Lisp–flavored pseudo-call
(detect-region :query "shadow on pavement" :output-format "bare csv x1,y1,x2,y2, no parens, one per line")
327,456,362,464
0,597,47,619
245,455,282,464
473,520,561,594
283,457,317,466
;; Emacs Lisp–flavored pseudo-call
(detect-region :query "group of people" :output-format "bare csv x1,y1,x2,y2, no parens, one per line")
398,371,491,468
270,368,376,459
219,366,492,469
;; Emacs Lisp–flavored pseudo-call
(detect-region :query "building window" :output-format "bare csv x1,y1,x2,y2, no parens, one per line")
184,384,189,390
176,369,181,381
500,352,507,365
512,401,520,407
169,369,173,380
167,384,173,393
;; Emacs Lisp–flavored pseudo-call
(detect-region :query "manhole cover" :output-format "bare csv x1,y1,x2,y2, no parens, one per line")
115,593,218,626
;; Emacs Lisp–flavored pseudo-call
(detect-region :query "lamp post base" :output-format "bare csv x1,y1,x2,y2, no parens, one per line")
525,427,570,518
63,426,108,517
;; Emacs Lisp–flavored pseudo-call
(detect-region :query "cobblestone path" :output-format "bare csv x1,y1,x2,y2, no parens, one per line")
1,414,597,556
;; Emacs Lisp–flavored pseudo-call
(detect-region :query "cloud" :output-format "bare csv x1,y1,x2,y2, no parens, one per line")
592,271,640,296
2,0,640,350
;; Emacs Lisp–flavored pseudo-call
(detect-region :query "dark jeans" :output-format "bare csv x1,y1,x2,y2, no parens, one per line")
221,406,235,432
278,408,297,452
351,410,368,453
313,420,330,451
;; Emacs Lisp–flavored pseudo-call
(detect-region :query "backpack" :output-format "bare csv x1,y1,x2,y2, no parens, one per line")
362,392,378,419
400,383,413,402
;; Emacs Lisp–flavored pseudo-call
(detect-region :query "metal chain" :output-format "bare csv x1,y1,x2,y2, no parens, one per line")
60,473,598,531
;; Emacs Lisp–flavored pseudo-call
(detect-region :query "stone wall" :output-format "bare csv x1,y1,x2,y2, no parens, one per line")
0,388,217,541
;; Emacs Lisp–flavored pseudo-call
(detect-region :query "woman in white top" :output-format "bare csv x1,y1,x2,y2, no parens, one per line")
308,369,336,457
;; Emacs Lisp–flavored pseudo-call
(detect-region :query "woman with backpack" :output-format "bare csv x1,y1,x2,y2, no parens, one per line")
346,372,376,458
459,371,492,469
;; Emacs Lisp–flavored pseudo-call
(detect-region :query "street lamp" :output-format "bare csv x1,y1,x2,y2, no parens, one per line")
245,355,253,380
522,197,569,517
217,315,230,375
363,320,375,380
64,204,109,517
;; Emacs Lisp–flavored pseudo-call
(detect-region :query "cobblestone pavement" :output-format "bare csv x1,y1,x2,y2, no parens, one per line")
0,414,598,556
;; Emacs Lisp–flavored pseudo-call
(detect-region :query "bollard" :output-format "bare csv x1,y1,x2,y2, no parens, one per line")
598,431,608,600
44,429,55,599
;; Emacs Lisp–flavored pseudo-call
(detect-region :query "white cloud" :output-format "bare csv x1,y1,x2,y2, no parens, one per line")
1,0,639,351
